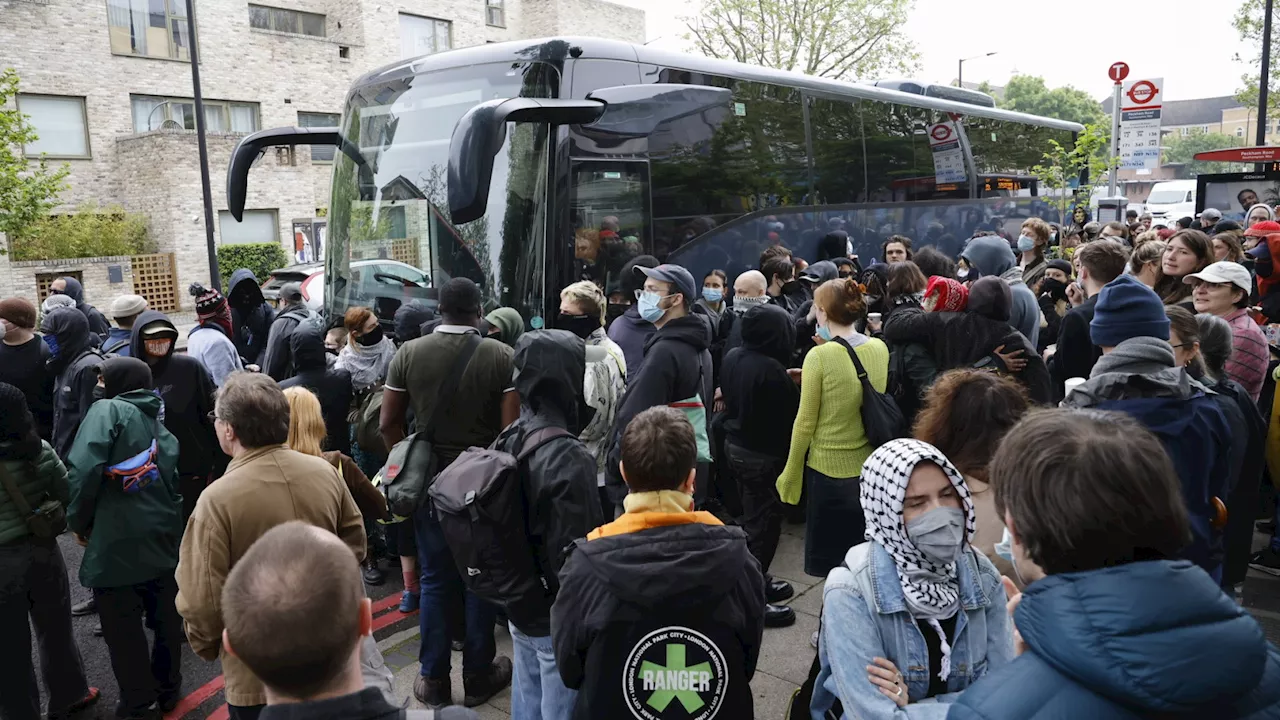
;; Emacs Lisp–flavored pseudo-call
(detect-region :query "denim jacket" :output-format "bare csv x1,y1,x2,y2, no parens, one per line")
811,541,1014,720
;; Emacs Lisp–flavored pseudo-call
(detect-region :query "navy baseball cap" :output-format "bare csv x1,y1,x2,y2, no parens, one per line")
635,264,697,305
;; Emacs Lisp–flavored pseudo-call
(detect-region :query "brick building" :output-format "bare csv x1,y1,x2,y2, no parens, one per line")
0,0,644,306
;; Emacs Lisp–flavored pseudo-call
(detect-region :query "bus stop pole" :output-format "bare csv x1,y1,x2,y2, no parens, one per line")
185,0,222,291
1108,81,1121,198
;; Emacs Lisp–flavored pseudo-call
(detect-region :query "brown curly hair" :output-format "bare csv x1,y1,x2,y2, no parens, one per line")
912,369,1030,480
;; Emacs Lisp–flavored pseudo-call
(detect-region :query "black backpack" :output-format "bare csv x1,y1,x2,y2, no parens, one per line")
428,426,573,607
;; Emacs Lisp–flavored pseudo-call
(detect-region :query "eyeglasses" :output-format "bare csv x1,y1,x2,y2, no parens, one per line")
207,411,220,424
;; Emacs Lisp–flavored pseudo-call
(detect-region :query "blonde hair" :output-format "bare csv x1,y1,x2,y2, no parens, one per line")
282,386,326,457
1129,239,1166,276
559,280,606,325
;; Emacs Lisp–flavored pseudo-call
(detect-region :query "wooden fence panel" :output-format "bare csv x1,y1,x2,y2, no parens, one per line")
131,253,179,313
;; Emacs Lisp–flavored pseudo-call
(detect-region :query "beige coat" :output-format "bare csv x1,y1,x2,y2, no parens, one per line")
175,444,366,707
966,475,1019,588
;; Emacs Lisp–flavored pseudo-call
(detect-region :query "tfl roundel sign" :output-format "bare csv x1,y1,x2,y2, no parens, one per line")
930,124,953,143
1108,62,1130,83
1126,80,1159,106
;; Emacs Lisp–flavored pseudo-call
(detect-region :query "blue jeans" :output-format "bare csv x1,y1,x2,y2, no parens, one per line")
509,622,577,720
414,505,497,678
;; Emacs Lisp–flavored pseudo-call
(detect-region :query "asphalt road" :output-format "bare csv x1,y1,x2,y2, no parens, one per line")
33,532,416,720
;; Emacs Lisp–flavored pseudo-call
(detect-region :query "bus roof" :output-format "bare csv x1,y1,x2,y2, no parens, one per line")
356,37,1085,135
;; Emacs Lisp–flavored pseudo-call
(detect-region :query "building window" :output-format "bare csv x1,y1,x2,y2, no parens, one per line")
16,95,91,159
106,0,191,61
1238,126,1246,137
1180,127,1190,136
486,0,505,27
399,14,451,58
298,111,340,162
131,95,259,133
219,209,278,245
248,5,325,37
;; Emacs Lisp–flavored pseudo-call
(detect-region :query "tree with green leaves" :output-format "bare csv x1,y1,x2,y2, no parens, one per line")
683,0,918,81
1160,132,1244,176
0,68,69,251
1233,0,1280,118
1031,123,1115,224
998,75,1107,127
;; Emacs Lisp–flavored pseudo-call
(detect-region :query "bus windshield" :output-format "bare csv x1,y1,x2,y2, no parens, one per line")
326,61,559,327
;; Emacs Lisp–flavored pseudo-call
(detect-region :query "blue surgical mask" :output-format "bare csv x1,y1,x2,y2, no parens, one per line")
905,506,966,566
637,291,667,324
817,325,833,341
1017,235,1036,252
43,334,59,358
702,288,723,303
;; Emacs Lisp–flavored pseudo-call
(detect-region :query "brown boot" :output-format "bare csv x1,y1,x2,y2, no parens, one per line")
413,675,451,709
463,656,513,707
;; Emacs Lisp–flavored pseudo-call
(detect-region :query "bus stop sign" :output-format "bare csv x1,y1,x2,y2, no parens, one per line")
1108,62,1130,83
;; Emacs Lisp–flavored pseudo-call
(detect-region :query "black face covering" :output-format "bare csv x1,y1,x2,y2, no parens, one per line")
356,325,384,346
606,303,628,325
782,279,800,295
558,313,600,340
1041,278,1070,302
91,385,105,401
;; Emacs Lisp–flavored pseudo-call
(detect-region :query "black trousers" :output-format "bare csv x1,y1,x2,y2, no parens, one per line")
0,537,89,720
725,442,786,575
94,575,183,714
228,704,265,720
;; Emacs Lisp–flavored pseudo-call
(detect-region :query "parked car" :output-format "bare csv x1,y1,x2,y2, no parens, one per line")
260,259,434,335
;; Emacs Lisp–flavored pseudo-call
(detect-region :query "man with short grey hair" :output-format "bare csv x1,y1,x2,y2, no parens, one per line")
1199,208,1223,234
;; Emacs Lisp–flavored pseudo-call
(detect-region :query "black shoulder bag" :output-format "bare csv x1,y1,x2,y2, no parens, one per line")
832,336,908,448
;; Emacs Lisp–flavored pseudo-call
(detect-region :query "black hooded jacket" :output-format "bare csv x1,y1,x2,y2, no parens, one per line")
57,277,110,343
792,260,840,361
261,299,318,382
130,311,220,479
494,330,603,637
41,308,107,459
722,305,799,459
605,313,714,507
227,269,276,366
279,327,352,456
551,519,765,720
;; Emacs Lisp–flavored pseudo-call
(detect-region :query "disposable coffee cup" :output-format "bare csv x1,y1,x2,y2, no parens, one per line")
1064,377,1086,397
867,313,882,323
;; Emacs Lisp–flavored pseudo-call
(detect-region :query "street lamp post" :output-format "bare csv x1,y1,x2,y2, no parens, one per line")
957,52,998,88
185,0,221,291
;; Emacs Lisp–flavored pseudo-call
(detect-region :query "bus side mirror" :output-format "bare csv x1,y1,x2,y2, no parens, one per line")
448,84,732,225
226,126,350,221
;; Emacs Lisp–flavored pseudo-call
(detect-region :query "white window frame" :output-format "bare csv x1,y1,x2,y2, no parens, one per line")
486,0,505,27
131,95,260,134
106,0,191,61
1237,126,1246,138
248,4,326,37
16,94,92,160
298,111,340,162
399,13,452,59
218,209,279,245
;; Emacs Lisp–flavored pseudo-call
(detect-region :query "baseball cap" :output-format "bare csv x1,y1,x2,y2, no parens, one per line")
109,294,148,319
279,282,304,303
635,263,696,306
1184,260,1253,295
1245,220,1280,237
1200,208,1223,222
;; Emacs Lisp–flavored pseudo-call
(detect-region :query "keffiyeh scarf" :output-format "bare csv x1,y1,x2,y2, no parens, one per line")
861,438,975,681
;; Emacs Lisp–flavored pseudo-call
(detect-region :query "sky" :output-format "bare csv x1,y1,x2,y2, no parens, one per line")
614,0,1252,102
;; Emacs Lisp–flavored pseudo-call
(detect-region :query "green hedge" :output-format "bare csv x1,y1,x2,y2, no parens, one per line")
9,202,152,261
216,243,289,289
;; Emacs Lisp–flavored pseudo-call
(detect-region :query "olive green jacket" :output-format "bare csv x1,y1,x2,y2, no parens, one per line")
0,441,69,545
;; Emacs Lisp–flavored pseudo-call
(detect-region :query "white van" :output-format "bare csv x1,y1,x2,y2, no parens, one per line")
1145,180,1197,226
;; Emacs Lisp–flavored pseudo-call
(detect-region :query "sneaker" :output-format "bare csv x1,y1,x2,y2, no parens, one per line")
71,598,97,616
48,687,100,719
92,622,103,637
157,685,182,713
463,656,513,708
413,675,451,710
113,701,160,720
399,589,419,613
451,640,464,652
809,630,819,649
1250,548,1280,576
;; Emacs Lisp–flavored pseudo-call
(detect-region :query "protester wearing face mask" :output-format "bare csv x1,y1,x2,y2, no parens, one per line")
1017,218,1051,290
40,308,107,459
130,310,220,522
695,269,728,333
607,255,660,382
777,278,889,577
950,409,1280,719
810,439,1012,719
604,264,714,513
560,281,627,518
1035,259,1073,354
0,297,54,440
336,307,396,393
762,254,803,315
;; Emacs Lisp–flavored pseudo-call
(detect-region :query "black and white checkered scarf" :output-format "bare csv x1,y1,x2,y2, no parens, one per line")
861,439,975,680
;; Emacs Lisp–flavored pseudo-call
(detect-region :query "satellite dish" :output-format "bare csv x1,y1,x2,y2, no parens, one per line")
159,119,183,131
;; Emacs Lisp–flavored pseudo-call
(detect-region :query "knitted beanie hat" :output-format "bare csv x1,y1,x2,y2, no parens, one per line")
1090,274,1170,347
0,297,37,329
924,276,968,312
188,283,227,318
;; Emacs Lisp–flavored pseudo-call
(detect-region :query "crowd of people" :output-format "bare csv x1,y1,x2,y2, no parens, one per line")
5,197,1280,720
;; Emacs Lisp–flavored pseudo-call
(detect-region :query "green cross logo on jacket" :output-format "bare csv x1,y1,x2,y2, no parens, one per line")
624,627,728,719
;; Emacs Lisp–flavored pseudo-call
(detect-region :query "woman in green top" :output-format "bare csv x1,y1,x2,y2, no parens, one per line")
777,276,889,577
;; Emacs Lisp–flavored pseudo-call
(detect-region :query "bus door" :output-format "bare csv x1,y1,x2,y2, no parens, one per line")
568,159,651,298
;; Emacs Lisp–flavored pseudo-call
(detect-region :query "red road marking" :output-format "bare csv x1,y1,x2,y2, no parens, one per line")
164,675,224,720
168,596,409,718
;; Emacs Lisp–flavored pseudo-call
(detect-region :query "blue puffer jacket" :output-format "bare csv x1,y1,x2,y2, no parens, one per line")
948,561,1280,719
